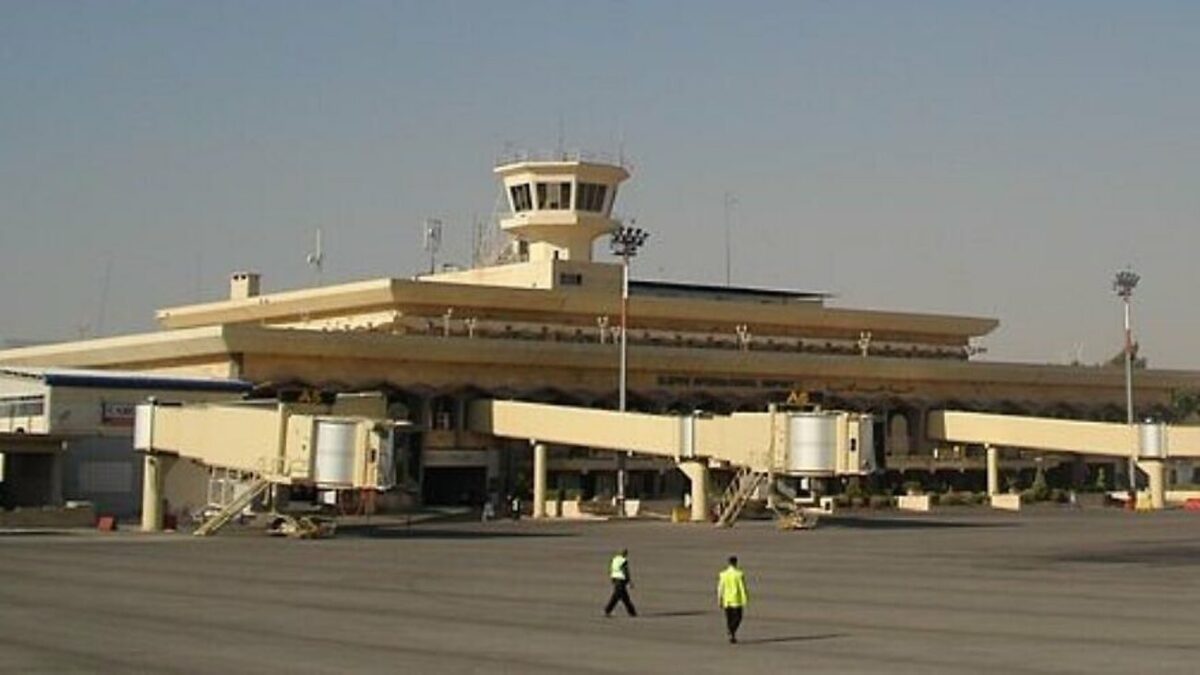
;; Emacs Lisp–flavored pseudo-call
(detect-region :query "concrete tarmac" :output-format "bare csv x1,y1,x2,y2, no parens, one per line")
2,508,1200,674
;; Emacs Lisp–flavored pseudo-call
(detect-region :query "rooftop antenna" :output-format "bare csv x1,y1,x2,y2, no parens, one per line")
305,228,324,286
617,124,626,167
556,113,565,159
723,191,738,286
193,250,204,301
95,256,113,336
423,218,443,274
471,215,483,267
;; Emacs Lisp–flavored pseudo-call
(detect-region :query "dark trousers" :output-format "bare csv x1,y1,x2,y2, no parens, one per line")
724,607,743,638
604,580,637,616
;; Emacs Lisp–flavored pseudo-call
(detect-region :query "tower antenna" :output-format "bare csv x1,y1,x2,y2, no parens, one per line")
305,228,324,286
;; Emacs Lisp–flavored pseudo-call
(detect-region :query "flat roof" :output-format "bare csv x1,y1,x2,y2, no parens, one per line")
0,367,251,393
630,279,829,303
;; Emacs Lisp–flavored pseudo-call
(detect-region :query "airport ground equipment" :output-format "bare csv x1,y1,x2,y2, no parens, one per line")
134,400,401,535
470,400,876,526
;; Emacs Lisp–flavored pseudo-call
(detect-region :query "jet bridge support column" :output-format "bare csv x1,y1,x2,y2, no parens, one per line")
678,461,709,522
1143,460,1165,510
141,452,164,532
986,445,999,497
532,442,548,519
1139,422,1167,510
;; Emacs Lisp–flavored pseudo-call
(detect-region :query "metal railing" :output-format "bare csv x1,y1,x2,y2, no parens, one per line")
494,148,630,169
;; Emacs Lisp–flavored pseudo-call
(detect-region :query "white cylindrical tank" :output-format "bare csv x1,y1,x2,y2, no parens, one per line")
787,413,839,476
314,420,358,486
1139,422,1167,459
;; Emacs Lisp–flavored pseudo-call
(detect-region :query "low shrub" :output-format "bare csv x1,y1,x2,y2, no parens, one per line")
940,492,967,507
869,495,893,509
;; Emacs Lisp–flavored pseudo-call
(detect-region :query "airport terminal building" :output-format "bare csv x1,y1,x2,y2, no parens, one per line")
2,157,1198,506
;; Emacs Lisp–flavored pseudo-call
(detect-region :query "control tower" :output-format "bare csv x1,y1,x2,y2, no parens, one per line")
494,159,629,263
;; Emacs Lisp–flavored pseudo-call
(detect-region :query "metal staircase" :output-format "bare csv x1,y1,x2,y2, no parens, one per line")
193,476,271,537
714,467,767,527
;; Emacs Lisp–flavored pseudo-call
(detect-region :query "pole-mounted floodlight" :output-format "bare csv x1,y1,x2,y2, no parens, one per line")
1113,267,1140,494
610,225,649,260
1113,268,1139,300
610,223,649,516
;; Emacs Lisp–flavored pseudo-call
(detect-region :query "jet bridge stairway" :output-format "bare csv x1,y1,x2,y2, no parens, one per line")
192,476,271,537
715,467,767,527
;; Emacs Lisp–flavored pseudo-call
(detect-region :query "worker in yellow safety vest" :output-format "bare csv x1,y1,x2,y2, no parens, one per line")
717,555,749,643
603,548,638,617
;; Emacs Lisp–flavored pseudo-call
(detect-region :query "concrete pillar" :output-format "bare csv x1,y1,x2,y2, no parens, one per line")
49,451,64,506
913,407,929,456
141,453,163,532
986,445,1000,497
678,461,709,522
420,397,434,429
455,396,467,432
532,442,547,518
1143,459,1166,510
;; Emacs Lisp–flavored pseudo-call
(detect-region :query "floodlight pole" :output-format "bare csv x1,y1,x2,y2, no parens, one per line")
611,224,649,516
1114,268,1140,494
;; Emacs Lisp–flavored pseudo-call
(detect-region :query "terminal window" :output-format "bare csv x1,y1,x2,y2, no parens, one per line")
577,183,607,212
510,184,533,212
536,182,572,210
0,396,44,419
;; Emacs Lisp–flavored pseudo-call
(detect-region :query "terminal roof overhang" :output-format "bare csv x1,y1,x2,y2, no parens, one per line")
0,366,252,393
151,277,999,344
0,432,69,454
1,323,1197,394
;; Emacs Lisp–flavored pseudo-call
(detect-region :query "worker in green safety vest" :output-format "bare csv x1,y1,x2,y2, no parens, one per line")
717,555,749,643
603,548,638,617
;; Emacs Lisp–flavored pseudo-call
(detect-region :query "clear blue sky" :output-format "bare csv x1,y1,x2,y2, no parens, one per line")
2,1,1197,367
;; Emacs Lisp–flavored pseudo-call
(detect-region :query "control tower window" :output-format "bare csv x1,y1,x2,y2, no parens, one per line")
536,182,571,210
510,184,533,212
577,183,608,212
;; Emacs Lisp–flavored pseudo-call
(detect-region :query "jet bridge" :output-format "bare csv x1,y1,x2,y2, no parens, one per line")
469,400,876,522
928,410,1200,509
133,400,402,534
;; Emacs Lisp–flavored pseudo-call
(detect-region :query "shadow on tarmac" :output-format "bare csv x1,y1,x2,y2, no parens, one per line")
340,525,577,540
739,633,847,645
640,610,710,618
1053,544,1200,567
820,516,1018,530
